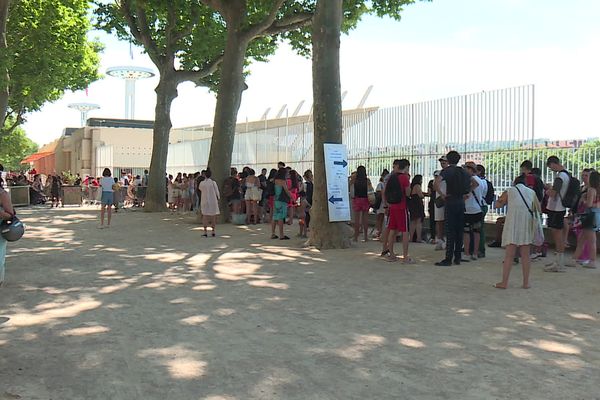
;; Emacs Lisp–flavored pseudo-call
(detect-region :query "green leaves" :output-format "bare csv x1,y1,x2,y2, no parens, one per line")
2,0,102,130
0,119,38,171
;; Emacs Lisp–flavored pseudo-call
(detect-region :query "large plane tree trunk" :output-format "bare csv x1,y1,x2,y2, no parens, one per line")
307,0,350,249
0,0,10,128
145,73,178,212
206,7,248,223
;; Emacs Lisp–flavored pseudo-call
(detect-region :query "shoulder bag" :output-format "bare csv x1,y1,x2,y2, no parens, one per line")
515,185,544,246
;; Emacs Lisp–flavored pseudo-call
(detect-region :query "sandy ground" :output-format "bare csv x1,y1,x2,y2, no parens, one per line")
0,207,599,400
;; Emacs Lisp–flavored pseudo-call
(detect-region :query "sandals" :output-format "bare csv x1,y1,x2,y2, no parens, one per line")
280,236,290,240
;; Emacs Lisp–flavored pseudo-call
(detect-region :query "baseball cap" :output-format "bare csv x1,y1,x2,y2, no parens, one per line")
438,156,447,162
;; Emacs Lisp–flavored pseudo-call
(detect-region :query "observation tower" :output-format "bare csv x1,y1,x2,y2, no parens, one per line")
106,66,155,119
68,102,100,127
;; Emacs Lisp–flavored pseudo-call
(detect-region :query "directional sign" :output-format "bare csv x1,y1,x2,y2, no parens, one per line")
323,143,351,222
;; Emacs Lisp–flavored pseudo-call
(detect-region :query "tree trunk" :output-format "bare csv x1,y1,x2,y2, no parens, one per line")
145,74,178,212
207,17,248,223
0,0,10,128
307,0,351,249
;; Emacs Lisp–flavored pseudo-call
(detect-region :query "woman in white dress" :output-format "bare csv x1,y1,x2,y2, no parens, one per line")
198,169,220,237
493,176,539,289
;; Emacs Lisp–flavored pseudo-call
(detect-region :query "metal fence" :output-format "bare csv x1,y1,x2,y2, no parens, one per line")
160,84,597,217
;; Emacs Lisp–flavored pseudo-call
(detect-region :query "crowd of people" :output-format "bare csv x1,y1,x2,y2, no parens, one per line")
353,151,598,288
3,151,598,288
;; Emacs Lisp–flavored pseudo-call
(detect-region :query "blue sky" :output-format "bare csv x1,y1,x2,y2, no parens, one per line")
24,0,600,145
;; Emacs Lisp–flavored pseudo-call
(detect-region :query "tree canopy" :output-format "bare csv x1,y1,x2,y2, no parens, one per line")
0,0,102,134
0,119,37,171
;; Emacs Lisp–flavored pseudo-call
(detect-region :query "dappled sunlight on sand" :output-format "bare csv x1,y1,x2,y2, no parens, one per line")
143,252,188,263
180,315,210,326
311,334,386,361
60,325,110,336
568,312,597,321
522,340,581,355
508,347,535,359
399,337,426,349
6,297,102,327
138,345,207,380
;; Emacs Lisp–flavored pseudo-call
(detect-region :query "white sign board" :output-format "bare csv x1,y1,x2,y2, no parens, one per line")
323,143,351,222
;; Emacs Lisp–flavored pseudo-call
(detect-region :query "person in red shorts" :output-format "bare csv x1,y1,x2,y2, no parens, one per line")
383,159,413,263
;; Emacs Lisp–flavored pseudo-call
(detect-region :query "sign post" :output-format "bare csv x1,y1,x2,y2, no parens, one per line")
323,143,351,222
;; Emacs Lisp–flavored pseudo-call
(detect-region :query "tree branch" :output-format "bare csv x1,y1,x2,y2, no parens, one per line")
170,4,202,47
243,0,285,41
118,0,162,65
263,13,313,37
175,55,224,86
1,108,24,137
198,0,226,16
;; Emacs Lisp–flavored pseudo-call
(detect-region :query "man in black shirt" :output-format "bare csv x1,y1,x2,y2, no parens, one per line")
435,151,471,266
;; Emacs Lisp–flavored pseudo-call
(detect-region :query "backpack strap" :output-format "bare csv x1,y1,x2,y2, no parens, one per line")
515,185,533,217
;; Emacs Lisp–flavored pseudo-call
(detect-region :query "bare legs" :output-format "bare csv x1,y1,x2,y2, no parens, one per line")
409,218,423,242
375,213,384,238
496,244,530,289
463,230,480,259
386,230,410,261
573,230,597,267
353,210,369,242
202,215,216,236
99,204,111,227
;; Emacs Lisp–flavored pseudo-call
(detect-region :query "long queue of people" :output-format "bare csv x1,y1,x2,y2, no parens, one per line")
355,151,599,288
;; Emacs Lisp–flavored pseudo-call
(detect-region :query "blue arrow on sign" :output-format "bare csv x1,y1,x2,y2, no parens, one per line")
333,160,348,168
329,195,343,204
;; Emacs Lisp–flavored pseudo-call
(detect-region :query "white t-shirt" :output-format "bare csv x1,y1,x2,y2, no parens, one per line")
101,177,114,192
465,175,485,215
547,171,570,212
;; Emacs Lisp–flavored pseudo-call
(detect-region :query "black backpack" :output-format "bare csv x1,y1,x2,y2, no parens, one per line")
559,170,581,209
484,179,495,205
384,173,404,204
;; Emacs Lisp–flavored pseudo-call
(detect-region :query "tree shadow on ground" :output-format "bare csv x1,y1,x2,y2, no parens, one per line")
0,208,599,399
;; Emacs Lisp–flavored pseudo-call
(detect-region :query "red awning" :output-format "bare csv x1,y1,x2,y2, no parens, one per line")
20,151,53,164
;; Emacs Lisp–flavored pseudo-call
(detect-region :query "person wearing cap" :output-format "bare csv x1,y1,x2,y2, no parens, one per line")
433,156,449,250
0,164,15,286
435,151,471,266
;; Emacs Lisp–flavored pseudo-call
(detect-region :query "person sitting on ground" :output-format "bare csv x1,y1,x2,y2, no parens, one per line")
493,175,539,289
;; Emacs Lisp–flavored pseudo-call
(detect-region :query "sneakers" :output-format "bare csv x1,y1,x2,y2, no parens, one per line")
470,255,478,261
488,241,501,248
544,262,567,273
435,240,446,251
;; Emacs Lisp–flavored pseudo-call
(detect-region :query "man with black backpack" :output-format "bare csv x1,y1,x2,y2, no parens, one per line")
381,159,413,263
544,156,580,272
435,151,471,266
